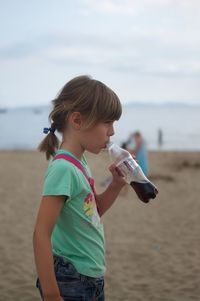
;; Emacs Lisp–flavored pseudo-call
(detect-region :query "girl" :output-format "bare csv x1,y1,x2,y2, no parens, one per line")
33,75,126,301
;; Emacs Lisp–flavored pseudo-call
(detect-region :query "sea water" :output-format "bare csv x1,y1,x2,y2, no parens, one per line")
1,104,200,151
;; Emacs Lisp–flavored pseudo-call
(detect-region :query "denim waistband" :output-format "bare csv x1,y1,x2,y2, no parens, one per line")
53,255,104,284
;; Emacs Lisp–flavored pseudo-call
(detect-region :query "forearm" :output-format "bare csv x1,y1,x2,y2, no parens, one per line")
33,230,60,299
96,181,125,216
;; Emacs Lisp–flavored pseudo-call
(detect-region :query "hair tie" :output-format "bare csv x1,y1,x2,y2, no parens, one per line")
43,127,56,134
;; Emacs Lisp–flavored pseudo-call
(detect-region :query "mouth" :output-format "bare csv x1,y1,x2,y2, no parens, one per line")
103,141,110,149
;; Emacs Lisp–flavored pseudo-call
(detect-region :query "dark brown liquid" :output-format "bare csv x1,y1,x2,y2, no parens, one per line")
130,181,158,203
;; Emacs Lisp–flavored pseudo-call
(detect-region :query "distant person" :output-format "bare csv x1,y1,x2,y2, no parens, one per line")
121,141,128,150
129,131,149,176
158,128,163,149
33,75,126,301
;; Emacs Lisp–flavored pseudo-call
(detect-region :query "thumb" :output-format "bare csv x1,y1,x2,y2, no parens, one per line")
108,164,116,173
109,164,124,177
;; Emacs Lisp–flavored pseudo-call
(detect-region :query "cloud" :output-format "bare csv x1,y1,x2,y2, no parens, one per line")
1,0,200,81
1,27,200,79
0,32,119,60
83,0,200,15
112,59,200,78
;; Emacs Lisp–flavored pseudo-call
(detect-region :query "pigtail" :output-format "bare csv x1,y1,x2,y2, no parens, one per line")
38,123,59,160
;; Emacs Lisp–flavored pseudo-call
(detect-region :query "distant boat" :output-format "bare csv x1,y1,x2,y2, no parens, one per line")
0,108,7,114
32,108,42,114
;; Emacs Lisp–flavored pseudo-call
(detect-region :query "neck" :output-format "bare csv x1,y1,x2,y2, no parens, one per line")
59,139,84,161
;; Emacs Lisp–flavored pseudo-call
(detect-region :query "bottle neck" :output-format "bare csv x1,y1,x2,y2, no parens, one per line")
108,143,122,157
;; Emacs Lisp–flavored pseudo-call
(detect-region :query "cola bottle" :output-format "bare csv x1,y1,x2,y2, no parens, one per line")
107,142,158,203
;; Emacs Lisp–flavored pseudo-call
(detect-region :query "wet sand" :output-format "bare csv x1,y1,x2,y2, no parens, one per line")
0,150,200,301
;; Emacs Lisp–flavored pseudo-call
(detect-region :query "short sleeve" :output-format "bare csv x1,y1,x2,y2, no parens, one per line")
42,160,76,197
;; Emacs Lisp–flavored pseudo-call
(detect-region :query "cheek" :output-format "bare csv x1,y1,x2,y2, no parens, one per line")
82,126,107,144
97,128,107,139
90,127,104,138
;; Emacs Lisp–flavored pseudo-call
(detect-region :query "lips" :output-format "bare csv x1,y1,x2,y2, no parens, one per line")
103,141,110,148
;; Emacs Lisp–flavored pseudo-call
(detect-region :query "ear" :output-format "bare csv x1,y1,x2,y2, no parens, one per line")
69,112,83,130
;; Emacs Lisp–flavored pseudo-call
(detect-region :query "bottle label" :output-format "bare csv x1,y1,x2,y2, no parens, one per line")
117,156,138,183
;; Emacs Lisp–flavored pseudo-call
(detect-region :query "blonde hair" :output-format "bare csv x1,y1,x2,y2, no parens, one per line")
38,75,122,160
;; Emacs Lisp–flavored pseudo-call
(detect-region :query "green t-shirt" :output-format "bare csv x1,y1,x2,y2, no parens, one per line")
42,149,106,277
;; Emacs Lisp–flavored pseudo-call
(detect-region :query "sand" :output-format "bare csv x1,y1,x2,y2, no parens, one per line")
0,150,200,301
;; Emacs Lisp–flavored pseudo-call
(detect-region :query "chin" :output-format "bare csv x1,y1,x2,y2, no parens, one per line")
87,147,102,154
93,149,101,154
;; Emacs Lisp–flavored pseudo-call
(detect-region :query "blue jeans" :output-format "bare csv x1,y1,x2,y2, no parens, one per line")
36,255,105,301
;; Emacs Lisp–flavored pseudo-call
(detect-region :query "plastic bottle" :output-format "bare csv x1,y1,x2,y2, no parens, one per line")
107,142,158,203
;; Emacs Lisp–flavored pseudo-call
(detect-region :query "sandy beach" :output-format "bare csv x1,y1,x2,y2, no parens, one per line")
0,150,200,301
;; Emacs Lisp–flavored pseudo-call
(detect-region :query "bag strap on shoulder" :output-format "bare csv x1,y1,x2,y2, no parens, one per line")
53,154,97,198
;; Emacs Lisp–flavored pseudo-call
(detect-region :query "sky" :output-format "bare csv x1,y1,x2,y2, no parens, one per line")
0,0,200,107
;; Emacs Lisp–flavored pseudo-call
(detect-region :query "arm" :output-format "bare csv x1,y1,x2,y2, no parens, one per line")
33,196,65,301
96,164,126,217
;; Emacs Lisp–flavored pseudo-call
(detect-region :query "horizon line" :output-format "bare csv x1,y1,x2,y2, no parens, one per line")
2,100,200,110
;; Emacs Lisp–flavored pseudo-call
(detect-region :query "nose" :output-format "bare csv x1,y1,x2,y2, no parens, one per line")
108,124,115,137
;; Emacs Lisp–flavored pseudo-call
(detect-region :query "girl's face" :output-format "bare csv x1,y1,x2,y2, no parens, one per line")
79,121,115,154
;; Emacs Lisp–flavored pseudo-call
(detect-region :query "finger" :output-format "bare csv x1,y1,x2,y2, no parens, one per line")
115,166,124,177
108,164,117,172
109,165,124,177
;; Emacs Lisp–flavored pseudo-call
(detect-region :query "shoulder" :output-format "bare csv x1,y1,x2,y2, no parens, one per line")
50,157,76,171
45,158,78,180
43,157,80,197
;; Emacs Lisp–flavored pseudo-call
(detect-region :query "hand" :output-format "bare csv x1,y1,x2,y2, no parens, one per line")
130,152,137,161
109,164,127,188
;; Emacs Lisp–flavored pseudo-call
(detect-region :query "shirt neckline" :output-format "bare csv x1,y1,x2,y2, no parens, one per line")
56,149,86,167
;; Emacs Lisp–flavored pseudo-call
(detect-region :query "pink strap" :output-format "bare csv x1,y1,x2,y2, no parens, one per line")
53,154,89,179
53,154,97,198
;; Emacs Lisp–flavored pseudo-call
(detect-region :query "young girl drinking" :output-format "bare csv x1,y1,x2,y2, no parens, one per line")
33,75,126,301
